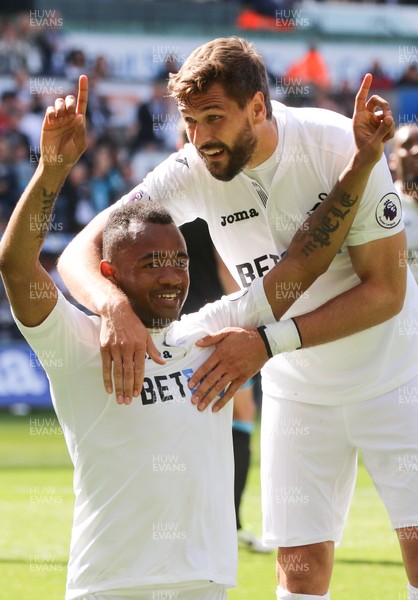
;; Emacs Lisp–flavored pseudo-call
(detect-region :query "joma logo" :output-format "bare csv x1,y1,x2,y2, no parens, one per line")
220,208,259,226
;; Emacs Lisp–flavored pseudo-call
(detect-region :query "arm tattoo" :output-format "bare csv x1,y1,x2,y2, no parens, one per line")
301,191,358,256
35,188,58,242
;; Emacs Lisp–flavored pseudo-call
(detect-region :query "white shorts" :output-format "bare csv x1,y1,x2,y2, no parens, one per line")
261,375,418,548
81,581,227,600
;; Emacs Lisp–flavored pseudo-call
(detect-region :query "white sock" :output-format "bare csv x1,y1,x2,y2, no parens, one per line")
276,587,330,600
409,583,418,600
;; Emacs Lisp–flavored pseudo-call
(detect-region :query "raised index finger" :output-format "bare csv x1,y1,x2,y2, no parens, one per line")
76,74,88,116
355,72,372,112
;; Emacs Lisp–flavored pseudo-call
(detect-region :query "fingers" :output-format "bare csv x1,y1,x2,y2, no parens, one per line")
44,96,76,126
43,75,88,125
147,337,165,366
101,336,161,405
195,330,229,348
101,347,138,405
44,105,56,125
374,113,395,144
189,330,230,389
190,329,264,412
133,350,145,399
355,74,393,121
121,349,135,404
65,94,77,114
101,348,113,395
112,352,126,404
354,72,372,112
76,74,89,116
382,114,395,143
132,336,165,397
54,97,66,116
189,354,219,393
212,381,242,413
192,369,230,410
366,94,392,119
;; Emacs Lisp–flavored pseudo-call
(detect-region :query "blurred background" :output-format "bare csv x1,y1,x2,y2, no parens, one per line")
0,0,417,410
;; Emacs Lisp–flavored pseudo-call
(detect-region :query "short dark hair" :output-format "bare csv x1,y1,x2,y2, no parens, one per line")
167,36,272,119
102,201,174,261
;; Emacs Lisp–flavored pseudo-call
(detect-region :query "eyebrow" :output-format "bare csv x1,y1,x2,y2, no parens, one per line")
180,103,225,114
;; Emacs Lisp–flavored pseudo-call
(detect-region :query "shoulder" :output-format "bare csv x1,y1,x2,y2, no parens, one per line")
120,144,205,206
291,106,351,130
14,292,102,375
147,144,204,180
273,99,351,128
273,100,353,152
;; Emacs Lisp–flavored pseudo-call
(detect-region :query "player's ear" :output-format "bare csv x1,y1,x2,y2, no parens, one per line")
249,91,266,125
100,259,117,283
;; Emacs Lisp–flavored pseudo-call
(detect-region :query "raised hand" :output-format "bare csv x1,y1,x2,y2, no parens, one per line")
352,73,395,164
41,74,88,169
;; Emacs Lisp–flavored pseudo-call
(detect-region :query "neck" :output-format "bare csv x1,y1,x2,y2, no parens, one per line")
246,117,278,169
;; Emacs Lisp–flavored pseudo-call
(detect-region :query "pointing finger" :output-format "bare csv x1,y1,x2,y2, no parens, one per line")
354,73,372,112
76,74,89,116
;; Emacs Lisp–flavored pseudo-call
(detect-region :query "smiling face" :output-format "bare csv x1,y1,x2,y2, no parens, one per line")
179,82,259,181
101,222,189,328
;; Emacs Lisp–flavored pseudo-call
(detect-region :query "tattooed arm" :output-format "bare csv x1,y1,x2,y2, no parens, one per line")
188,154,395,411
262,156,374,320
0,76,88,326
261,73,394,319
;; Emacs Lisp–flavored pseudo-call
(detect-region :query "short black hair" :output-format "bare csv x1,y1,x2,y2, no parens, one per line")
102,201,174,261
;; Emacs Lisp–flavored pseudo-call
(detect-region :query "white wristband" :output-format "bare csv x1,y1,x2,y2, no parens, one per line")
262,319,302,356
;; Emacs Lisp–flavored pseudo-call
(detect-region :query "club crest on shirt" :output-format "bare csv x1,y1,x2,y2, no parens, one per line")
375,193,402,229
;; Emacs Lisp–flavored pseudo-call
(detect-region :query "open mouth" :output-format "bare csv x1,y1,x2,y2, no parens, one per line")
200,147,225,159
153,291,181,306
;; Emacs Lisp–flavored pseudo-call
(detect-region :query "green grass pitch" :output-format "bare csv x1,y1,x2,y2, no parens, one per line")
0,411,408,600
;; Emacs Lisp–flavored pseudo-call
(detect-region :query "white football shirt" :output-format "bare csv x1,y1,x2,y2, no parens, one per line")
14,279,273,599
119,101,418,405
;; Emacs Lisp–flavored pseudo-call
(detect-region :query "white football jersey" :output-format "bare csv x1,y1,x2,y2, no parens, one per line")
120,101,418,405
14,280,273,599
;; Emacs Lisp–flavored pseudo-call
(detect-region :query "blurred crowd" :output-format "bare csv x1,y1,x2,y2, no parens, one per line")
0,11,417,338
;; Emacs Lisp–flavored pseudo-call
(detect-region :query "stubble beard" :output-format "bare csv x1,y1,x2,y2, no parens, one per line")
199,120,257,182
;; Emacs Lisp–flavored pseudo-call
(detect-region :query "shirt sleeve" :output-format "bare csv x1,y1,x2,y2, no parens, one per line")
13,292,101,375
180,277,276,332
12,292,104,438
346,154,404,246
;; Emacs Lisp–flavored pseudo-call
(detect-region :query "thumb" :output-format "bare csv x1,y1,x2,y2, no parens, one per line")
147,336,165,365
196,330,229,347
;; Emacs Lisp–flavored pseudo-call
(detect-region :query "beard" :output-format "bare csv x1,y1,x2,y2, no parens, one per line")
197,119,257,182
